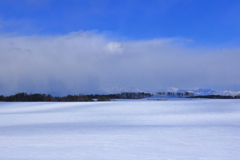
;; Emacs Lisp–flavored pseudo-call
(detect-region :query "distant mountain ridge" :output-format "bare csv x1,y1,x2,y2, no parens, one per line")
168,88,240,96
100,86,240,96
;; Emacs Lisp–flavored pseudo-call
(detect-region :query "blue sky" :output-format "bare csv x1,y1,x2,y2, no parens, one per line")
0,0,240,95
1,0,240,45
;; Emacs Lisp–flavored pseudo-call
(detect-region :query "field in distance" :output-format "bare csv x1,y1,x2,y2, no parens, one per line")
0,99,240,160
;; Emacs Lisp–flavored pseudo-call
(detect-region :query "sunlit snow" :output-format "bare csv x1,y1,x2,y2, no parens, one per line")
0,99,240,160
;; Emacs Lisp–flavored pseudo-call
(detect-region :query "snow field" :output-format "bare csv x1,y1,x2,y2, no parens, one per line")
0,99,240,160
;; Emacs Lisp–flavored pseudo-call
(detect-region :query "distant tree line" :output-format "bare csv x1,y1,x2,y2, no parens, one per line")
156,91,240,99
156,91,194,97
0,93,93,102
0,92,153,102
120,92,152,99
1,92,238,102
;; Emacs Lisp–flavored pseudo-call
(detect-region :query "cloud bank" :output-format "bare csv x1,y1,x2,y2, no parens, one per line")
0,31,240,95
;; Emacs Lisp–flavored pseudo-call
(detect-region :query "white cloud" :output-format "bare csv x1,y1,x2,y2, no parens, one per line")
0,31,240,95
104,41,123,54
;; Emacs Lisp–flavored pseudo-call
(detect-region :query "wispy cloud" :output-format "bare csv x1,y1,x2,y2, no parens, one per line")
0,31,240,95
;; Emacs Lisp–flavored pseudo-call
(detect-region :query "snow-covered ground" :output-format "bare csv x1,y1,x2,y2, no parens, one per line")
0,99,240,160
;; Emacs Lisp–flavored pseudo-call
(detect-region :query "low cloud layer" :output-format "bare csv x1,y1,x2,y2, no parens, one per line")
0,31,240,95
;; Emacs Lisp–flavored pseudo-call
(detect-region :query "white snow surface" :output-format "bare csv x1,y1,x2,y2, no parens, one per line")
0,99,240,160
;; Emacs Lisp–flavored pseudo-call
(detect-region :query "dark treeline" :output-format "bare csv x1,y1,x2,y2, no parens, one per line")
120,92,152,99
156,91,240,99
1,92,238,102
189,95,240,99
0,92,152,102
0,93,92,102
156,91,194,97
